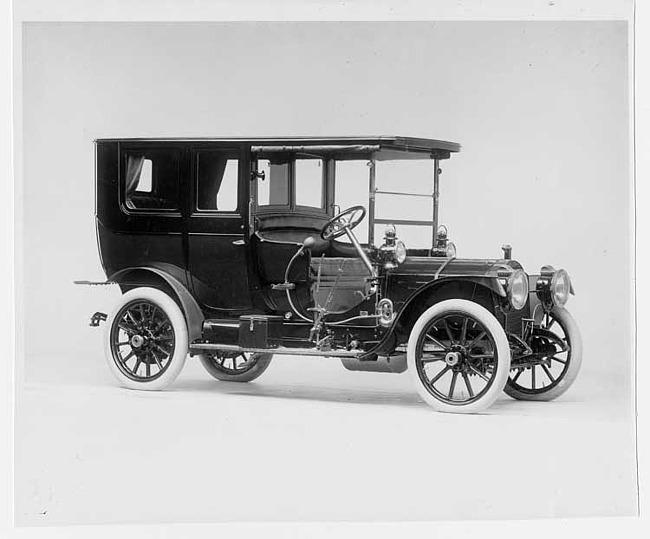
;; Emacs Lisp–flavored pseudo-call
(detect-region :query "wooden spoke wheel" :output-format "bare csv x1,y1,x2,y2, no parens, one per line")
505,306,582,401
105,287,188,390
198,351,273,382
407,299,511,413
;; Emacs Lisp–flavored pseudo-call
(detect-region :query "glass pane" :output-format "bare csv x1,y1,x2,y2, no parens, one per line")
334,160,370,244
375,160,433,195
217,160,238,211
125,152,178,211
136,159,152,192
197,152,239,212
374,160,434,239
295,159,324,208
375,192,432,221
257,159,289,206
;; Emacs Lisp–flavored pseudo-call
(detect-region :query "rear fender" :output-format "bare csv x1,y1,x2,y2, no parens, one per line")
108,265,204,342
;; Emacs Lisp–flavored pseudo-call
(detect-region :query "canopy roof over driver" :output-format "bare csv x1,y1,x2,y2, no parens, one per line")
96,136,461,161
249,136,461,161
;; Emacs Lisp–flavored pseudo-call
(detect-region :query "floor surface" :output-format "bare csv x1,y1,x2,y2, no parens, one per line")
14,349,637,526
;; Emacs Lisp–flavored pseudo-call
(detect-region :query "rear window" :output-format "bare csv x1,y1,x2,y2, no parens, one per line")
124,151,179,211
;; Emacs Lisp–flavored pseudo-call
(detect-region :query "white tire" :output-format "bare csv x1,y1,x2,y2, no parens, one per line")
198,352,273,382
104,287,188,390
504,306,582,401
407,299,511,414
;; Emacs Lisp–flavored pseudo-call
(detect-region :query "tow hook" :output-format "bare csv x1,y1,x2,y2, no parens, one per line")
89,312,107,327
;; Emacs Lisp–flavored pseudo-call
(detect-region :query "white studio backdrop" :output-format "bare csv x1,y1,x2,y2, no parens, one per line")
14,21,636,525
20,21,631,397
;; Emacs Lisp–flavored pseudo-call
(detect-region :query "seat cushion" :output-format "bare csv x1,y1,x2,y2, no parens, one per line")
255,228,330,256
256,229,368,259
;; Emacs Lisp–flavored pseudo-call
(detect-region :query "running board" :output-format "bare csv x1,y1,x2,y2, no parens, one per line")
189,343,365,358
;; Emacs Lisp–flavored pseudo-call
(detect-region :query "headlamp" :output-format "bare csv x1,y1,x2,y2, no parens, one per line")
445,242,457,258
379,226,407,268
395,241,407,264
507,269,528,310
551,269,571,307
433,224,457,257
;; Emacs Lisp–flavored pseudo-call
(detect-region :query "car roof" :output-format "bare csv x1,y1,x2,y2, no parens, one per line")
95,136,461,160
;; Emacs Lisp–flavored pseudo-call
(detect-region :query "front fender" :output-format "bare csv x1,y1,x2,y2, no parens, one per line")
403,275,506,303
363,276,505,358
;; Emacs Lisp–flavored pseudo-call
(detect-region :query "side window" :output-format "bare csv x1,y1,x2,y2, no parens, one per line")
196,151,239,212
124,151,179,211
257,158,290,206
134,159,152,192
295,158,324,208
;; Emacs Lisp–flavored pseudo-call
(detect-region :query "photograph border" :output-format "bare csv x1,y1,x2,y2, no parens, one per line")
3,1,645,538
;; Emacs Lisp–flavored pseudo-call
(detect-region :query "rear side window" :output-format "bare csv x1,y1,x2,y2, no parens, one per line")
196,151,239,212
124,151,179,211
133,159,152,192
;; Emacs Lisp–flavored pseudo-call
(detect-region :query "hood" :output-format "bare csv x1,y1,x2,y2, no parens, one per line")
389,257,524,279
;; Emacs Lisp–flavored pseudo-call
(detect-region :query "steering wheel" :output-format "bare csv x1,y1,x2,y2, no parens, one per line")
321,205,367,240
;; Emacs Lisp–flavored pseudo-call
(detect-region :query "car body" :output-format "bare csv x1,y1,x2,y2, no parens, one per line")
81,136,582,413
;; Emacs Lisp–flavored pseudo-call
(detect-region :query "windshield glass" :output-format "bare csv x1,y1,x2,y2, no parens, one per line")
375,160,435,248
334,159,435,248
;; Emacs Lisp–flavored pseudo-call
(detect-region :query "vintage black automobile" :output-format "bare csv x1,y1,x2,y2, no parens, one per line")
80,136,582,413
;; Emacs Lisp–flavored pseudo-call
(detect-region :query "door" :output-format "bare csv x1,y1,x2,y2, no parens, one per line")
105,143,187,276
187,146,252,312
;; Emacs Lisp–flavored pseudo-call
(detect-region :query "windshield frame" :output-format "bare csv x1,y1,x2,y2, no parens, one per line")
251,146,443,250
333,154,441,249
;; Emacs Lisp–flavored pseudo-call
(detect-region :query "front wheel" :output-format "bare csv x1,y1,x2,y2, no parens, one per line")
198,352,273,382
104,287,188,390
504,306,582,401
407,299,511,414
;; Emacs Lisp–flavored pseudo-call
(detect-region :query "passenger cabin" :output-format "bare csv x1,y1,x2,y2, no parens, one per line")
95,137,460,317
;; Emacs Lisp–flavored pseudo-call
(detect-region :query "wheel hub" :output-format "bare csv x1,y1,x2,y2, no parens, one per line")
130,334,146,348
445,351,462,367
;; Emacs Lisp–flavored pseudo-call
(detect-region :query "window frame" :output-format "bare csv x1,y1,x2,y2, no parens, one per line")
192,148,243,216
294,156,327,212
120,148,182,216
253,153,329,216
254,158,292,211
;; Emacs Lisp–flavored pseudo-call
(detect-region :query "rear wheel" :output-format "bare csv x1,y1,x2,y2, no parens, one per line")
198,352,273,382
407,299,511,414
104,287,188,390
504,306,582,401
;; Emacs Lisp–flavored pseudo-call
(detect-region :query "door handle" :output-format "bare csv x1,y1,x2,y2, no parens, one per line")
232,239,245,246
